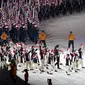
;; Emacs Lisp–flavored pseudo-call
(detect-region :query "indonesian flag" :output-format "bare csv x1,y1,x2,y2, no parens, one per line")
21,42,25,46
9,40,13,43
16,43,21,47
41,0,46,4
55,0,58,6
22,49,26,53
59,0,63,5
50,0,52,4
60,50,64,54
80,44,83,48
34,46,38,49
13,45,17,50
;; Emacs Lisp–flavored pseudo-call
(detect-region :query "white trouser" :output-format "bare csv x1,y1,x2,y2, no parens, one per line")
30,60,34,69
26,61,31,70
18,56,21,64
33,63,38,70
40,59,45,70
66,60,71,73
52,61,57,71
0,61,5,69
78,58,83,68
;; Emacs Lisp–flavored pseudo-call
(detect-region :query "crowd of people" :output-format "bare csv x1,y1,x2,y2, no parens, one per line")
0,0,85,85
0,0,40,45
0,20,39,45
0,0,85,45
0,31,84,74
38,0,85,21
0,30,84,85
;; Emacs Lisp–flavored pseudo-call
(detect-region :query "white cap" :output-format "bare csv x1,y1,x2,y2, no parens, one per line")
5,26,8,28
34,25,38,27
16,25,18,28
32,22,36,24
23,26,25,28
4,22,7,25
13,23,16,25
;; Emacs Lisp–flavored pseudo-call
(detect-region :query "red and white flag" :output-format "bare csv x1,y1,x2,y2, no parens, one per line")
59,0,63,5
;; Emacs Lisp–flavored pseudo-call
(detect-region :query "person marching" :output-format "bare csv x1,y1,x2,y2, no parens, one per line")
68,31,75,51
32,52,38,73
25,50,31,70
78,44,85,69
70,49,79,73
39,45,46,72
65,53,71,75
46,49,54,75
30,46,38,70
54,45,62,69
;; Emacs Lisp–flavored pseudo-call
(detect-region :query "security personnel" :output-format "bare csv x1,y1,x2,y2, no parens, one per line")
68,31,75,51
39,30,47,47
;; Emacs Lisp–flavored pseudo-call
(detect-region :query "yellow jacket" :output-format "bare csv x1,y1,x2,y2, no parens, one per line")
1,32,8,40
68,34,75,40
39,32,46,40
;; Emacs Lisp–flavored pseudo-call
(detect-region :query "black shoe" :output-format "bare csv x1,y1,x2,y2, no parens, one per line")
60,63,63,65
66,71,70,75
77,69,80,71
18,65,21,67
58,67,61,69
33,72,36,73
46,64,48,66
82,67,85,68
69,70,72,72
66,71,68,73
55,70,57,72
67,73,70,76
47,71,49,74
39,69,44,72
46,67,49,69
49,73,53,75
75,70,78,73
30,68,33,70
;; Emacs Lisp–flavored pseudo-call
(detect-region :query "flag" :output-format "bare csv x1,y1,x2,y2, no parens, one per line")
55,0,59,6
50,0,53,4
59,0,63,5
41,0,46,4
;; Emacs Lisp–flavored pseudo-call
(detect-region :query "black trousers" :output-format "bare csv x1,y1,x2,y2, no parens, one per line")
25,80,28,85
55,56,60,69
57,57,60,68
68,40,74,51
